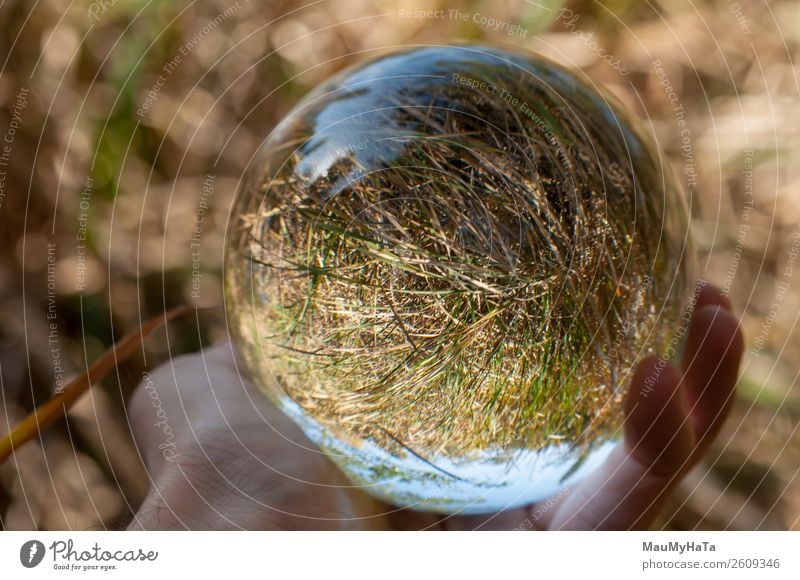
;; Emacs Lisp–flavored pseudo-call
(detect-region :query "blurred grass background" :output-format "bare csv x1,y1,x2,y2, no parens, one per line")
0,0,798,529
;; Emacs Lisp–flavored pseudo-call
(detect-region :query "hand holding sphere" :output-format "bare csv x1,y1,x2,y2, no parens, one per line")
125,46,743,528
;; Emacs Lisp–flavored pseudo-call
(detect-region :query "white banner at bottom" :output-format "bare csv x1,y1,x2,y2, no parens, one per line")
1,531,797,579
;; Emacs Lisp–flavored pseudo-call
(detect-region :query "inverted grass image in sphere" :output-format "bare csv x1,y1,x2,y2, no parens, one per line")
225,45,695,514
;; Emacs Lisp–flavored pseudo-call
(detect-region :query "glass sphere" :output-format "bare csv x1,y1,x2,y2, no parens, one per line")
225,45,694,514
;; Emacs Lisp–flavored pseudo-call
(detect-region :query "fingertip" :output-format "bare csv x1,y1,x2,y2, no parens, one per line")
684,304,744,375
693,280,733,313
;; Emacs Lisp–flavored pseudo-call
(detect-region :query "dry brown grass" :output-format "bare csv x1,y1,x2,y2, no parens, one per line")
227,46,690,456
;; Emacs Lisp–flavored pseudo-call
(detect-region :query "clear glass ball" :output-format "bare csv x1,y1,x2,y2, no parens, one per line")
225,45,694,514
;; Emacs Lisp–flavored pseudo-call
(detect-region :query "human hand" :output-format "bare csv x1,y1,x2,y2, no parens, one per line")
125,282,743,530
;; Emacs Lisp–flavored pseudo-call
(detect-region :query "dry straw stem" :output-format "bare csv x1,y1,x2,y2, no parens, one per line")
0,306,190,463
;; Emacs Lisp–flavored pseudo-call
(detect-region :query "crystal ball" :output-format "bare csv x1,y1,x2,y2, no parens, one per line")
225,46,694,514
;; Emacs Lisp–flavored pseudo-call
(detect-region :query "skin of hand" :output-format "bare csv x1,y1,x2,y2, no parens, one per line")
125,282,743,530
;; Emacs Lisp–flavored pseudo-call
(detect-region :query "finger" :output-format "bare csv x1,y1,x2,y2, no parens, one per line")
548,357,693,530
624,358,695,475
548,290,744,530
693,280,733,313
680,304,744,460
